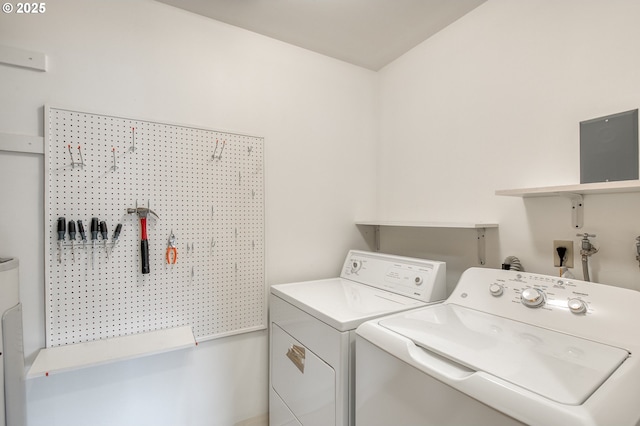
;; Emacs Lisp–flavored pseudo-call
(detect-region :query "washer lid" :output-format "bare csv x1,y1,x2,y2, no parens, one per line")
379,304,629,405
271,278,427,332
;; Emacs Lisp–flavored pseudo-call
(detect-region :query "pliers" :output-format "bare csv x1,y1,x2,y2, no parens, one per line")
166,230,178,264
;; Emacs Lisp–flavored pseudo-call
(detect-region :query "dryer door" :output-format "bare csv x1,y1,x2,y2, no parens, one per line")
271,324,335,425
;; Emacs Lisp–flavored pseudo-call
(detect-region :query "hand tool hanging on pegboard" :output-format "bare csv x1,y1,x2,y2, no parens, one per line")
166,230,177,264
127,203,159,274
77,219,87,249
56,217,65,263
109,223,123,258
68,220,76,262
90,217,99,269
99,221,108,259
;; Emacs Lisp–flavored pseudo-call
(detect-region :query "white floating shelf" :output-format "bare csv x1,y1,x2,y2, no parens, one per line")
0,44,47,71
27,326,196,379
0,132,44,154
495,180,640,197
355,221,498,265
356,221,498,229
495,180,640,229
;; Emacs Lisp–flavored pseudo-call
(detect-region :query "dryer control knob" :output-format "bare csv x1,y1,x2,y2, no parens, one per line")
568,298,587,314
350,260,362,273
489,283,504,297
414,276,424,286
521,288,545,308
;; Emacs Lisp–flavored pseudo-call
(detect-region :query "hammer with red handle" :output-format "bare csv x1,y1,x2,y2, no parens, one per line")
127,206,159,274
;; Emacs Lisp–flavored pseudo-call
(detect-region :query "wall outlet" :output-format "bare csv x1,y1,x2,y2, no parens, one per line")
553,240,574,268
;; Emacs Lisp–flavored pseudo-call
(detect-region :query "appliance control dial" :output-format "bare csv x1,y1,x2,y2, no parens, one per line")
489,283,504,297
521,288,545,308
414,276,424,286
568,298,587,314
350,259,362,273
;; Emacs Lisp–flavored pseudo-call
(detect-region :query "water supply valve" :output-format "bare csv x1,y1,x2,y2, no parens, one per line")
577,233,598,259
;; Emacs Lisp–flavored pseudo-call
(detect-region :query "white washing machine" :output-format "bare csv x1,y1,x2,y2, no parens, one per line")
269,250,446,426
356,267,640,426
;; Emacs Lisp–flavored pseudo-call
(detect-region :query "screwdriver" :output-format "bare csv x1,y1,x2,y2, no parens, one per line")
68,220,77,262
77,220,87,249
99,221,108,259
57,217,66,264
111,223,123,257
90,217,99,269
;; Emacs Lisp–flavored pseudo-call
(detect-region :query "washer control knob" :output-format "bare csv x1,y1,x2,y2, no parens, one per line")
568,298,587,314
350,259,362,273
489,283,504,297
414,276,424,286
521,288,545,308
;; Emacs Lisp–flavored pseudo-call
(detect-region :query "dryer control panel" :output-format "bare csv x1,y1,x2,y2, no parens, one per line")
341,250,446,302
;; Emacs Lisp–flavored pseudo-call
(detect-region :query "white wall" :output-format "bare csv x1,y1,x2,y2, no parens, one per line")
0,1,377,424
377,0,640,291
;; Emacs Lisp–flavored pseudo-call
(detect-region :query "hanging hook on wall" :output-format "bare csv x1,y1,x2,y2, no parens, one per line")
129,127,137,152
110,147,118,172
68,144,85,169
212,139,226,160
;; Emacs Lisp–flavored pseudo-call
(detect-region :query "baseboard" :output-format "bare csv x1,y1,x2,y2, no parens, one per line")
234,413,268,426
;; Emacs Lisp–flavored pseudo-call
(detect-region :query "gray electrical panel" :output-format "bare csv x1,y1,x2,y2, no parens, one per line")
580,109,638,184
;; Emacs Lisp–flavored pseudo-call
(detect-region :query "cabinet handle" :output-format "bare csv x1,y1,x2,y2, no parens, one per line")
286,344,305,373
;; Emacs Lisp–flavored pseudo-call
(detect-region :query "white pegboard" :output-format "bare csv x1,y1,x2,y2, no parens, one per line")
44,106,265,347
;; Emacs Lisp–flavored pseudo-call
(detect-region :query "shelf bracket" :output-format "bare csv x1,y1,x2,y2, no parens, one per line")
374,225,381,251
561,193,584,229
477,228,486,265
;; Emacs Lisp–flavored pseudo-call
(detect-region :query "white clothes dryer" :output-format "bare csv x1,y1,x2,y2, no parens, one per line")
356,267,640,426
269,250,446,426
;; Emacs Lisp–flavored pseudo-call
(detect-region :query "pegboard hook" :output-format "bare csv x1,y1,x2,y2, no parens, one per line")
212,139,226,160
110,147,118,172
129,127,136,152
68,144,85,169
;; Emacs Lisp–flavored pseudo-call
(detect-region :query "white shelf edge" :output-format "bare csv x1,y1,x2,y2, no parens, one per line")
27,325,196,379
0,44,47,72
495,180,640,197
355,220,497,265
0,132,44,154
355,221,498,229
